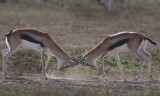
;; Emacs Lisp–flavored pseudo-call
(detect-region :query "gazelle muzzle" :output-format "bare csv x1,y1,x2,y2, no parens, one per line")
70,57,80,66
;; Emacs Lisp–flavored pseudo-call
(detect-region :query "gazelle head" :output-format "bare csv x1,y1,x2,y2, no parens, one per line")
77,56,97,70
58,57,79,70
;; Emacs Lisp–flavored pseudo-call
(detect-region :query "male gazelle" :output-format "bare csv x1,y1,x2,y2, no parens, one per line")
98,0,134,11
78,32,157,80
2,28,78,79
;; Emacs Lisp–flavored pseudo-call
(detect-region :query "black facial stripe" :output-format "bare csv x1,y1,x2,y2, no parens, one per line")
21,34,44,47
108,38,129,50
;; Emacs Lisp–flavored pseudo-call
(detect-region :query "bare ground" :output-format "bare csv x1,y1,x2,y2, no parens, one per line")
0,71,160,92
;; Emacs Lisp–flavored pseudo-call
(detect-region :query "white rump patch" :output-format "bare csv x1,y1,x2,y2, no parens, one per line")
5,37,10,50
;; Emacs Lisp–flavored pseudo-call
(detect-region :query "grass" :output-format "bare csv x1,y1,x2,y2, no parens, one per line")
1,48,159,78
0,0,160,95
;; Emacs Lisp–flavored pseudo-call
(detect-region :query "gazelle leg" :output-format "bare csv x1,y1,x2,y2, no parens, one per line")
2,49,9,57
123,0,128,10
101,56,106,76
130,49,145,80
115,0,119,10
2,48,19,79
103,0,112,11
115,54,125,80
131,0,134,11
2,49,10,79
39,46,47,80
129,39,147,80
135,53,145,80
142,50,152,78
44,53,52,72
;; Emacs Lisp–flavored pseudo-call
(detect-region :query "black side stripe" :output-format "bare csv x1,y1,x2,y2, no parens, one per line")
108,38,129,50
21,34,44,47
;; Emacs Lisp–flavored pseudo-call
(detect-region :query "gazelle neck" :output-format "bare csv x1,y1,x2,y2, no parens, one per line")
46,39,70,60
84,45,102,59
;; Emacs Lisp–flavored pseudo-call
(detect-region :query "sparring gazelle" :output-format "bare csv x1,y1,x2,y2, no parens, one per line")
98,0,134,11
78,32,158,80
2,28,78,79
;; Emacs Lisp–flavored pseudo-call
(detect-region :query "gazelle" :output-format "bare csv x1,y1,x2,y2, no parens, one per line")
98,0,134,11
2,28,78,79
78,31,158,80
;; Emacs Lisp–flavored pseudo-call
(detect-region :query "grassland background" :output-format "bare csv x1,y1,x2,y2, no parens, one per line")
0,0,160,95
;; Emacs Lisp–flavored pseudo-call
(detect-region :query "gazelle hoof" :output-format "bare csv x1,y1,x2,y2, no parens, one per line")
44,76,48,80
3,75,7,79
4,76,8,79
43,75,48,80
150,74,152,79
123,78,127,82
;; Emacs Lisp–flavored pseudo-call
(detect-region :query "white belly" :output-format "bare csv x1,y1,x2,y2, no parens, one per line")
108,43,129,55
20,40,41,51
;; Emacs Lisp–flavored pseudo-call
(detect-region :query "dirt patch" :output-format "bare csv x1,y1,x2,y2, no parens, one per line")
0,72,160,92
